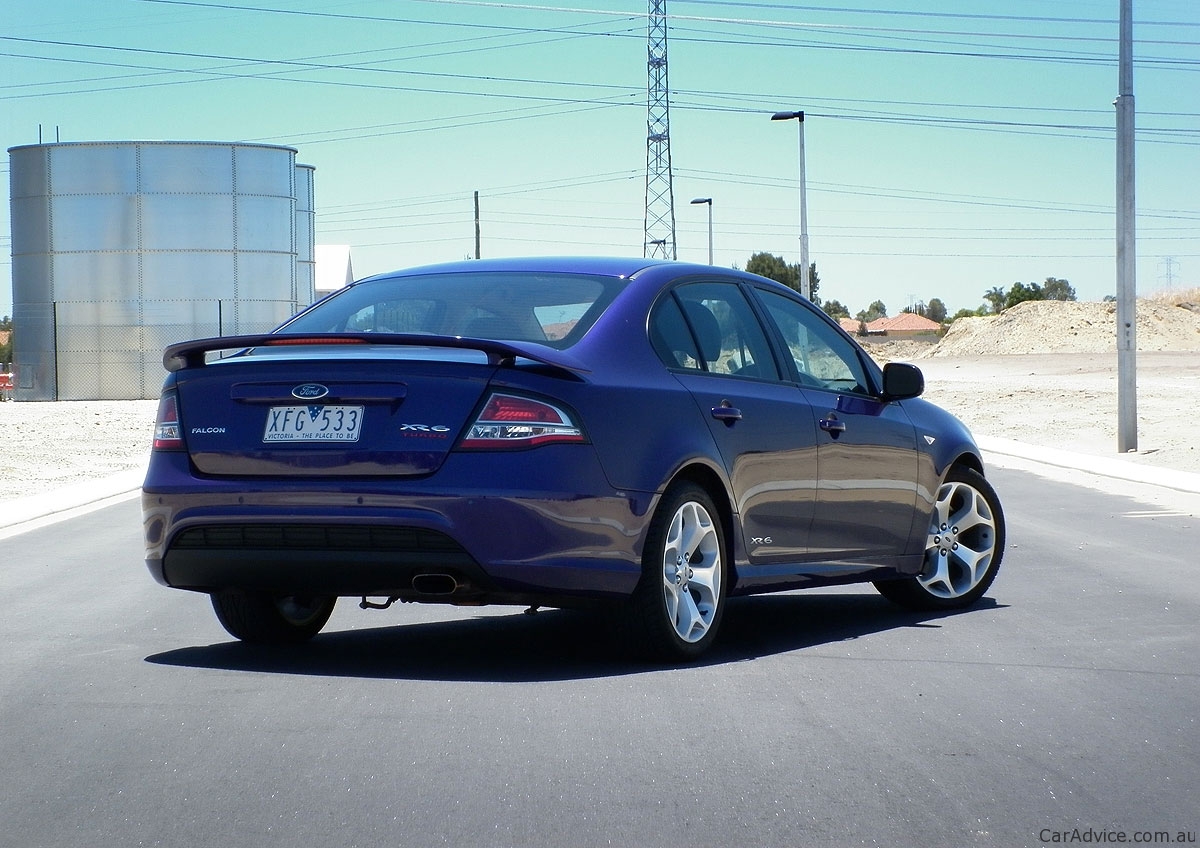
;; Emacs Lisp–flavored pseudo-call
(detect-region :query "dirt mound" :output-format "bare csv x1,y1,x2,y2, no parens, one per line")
858,339,935,363
928,299,1200,357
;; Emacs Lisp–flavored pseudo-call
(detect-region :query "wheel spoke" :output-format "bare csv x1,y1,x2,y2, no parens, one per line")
689,560,719,597
948,486,993,535
662,578,682,621
930,489,954,529
675,589,704,641
677,503,705,556
953,543,991,587
920,554,952,596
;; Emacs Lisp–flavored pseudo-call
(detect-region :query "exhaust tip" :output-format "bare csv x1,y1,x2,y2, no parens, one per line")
411,573,459,595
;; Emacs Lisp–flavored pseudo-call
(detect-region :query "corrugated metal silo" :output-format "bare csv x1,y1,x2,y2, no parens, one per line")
295,163,317,307
7,140,315,400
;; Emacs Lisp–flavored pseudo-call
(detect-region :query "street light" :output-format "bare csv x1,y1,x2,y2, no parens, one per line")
690,197,713,264
771,110,810,300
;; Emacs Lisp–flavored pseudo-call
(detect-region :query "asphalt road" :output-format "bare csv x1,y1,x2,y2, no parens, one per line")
2,468,1197,848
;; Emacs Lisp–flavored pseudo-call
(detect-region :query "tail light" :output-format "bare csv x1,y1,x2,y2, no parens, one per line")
458,393,585,450
153,393,184,450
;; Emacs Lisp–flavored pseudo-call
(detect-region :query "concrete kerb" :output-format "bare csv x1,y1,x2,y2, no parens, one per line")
977,436,1200,495
1,439,1198,540
0,463,148,540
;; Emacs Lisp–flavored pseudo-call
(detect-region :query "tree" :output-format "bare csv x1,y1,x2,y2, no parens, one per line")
822,299,850,320
1004,280,1044,310
983,278,1075,314
856,300,888,323
983,286,1006,315
807,262,821,306
745,252,796,289
950,307,982,323
744,253,821,304
925,297,948,323
1042,277,1076,301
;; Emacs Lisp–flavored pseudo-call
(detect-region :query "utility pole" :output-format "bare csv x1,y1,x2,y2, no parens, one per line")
1115,0,1137,453
474,191,481,260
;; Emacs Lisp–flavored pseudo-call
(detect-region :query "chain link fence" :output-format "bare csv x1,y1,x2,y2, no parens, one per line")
17,299,301,401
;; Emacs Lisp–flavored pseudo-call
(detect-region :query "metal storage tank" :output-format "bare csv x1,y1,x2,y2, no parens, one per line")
7,140,315,400
295,163,316,308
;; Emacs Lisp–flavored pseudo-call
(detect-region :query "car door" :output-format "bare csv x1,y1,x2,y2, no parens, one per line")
649,281,819,564
752,287,921,561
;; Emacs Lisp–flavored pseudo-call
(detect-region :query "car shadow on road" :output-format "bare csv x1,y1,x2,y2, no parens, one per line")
145,592,1005,682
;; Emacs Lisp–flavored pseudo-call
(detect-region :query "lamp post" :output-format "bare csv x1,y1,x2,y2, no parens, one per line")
690,197,713,264
771,110,810,300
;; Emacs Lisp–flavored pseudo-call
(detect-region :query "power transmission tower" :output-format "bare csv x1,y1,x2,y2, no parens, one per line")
1158,256,1179,289
643,0,676,260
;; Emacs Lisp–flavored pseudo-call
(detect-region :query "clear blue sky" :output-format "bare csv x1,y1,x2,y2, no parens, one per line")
3,0,1198,320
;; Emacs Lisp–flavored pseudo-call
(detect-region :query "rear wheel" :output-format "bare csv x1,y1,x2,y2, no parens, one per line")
874,466,1005,610
210,590,336,644
624,482,727,662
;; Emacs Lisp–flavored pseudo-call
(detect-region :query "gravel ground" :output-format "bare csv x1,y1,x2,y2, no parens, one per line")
916,351,1200,476
0,400,157,499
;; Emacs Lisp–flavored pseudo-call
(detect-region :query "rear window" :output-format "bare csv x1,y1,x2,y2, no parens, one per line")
283,272,621,349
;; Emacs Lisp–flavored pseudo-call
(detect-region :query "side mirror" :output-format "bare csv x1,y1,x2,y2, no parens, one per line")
881,361,924,401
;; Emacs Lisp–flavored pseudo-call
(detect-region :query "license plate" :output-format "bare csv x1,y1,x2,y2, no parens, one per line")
263,405,364,443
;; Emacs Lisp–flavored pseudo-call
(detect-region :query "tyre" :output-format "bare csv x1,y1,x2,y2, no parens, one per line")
625,482,727,661
874,465,1005,610
210,590,336,644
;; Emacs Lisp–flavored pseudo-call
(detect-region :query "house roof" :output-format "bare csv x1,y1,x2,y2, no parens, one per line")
866,312,942,333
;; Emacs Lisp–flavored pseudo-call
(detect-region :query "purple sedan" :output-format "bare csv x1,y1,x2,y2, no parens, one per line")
142,256,1005,661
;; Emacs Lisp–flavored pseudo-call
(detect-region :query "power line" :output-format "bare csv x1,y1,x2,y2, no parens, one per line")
5,38,1197,148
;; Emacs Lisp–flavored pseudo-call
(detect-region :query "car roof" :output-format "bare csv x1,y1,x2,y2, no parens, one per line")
357,255,708,283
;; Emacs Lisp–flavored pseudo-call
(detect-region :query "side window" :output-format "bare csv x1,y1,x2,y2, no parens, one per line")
756,288,871,394
650,296,702,369
673,283,780,379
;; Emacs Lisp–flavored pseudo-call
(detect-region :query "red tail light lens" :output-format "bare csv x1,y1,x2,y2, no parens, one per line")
458,393,585,450
153,393,184,450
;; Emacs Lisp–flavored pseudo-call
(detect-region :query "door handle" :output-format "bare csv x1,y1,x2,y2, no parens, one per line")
711,403,742,424
819,415,846,436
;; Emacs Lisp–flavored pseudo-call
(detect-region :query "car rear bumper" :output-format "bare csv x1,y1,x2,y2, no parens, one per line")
142,449,653,604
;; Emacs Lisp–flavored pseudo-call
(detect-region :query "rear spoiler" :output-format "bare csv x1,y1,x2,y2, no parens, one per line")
162,333,591,374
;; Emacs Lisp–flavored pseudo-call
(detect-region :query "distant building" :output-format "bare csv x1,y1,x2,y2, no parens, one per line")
866,312,942,338
315,245,354,298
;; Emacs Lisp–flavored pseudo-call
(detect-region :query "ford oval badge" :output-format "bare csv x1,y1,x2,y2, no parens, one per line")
292,383,330,400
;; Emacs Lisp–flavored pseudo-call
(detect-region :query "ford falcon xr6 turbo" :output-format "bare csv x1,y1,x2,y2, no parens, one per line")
142,256,1004,661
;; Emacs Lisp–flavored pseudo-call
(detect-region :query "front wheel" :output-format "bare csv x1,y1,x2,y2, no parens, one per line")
624,482,727,662
210,590,336,644
874,466,1005,611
